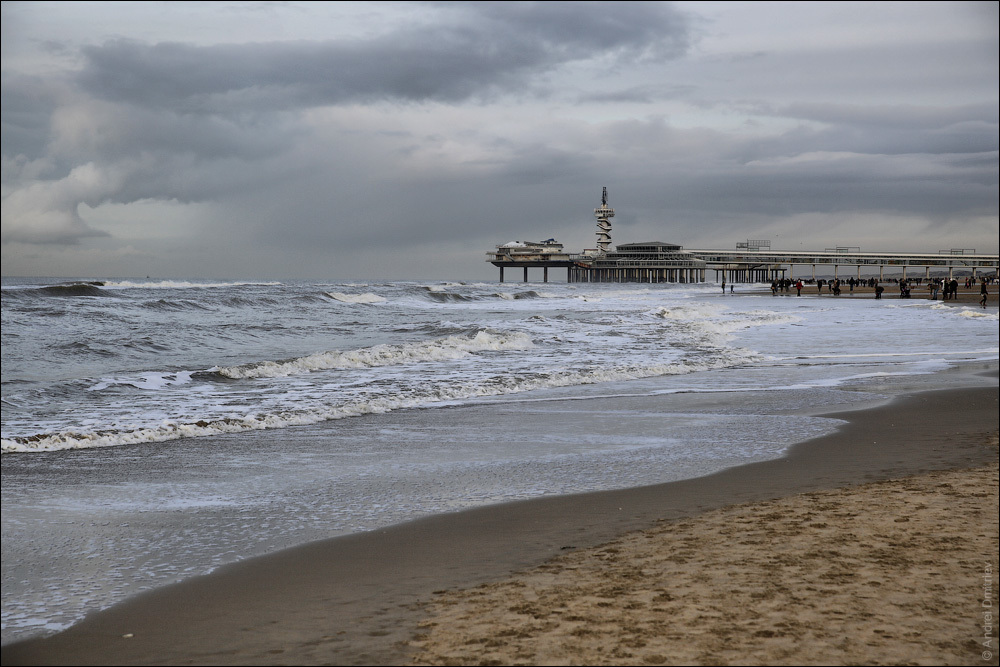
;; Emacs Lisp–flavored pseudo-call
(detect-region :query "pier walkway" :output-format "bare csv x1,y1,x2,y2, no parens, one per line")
688,248,1000,283
487,247,999,283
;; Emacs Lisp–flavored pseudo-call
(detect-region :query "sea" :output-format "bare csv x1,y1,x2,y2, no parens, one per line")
2,276,998,644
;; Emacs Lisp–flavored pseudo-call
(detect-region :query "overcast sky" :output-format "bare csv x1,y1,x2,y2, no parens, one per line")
2,1,997,280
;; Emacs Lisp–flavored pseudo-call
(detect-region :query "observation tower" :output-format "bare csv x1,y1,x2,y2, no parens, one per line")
594,186,615,253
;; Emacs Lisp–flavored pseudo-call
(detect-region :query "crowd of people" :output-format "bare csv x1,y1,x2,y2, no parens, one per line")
762,275,994,308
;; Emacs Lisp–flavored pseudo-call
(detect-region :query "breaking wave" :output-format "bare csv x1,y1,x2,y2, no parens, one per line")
1,344,759,454
215,330,535,379
36,284,108,297
326,292,387,304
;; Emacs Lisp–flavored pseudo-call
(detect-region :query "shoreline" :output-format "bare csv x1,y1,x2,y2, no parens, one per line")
3,380,998,666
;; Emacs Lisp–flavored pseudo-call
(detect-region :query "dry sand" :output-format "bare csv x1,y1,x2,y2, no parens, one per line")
410,458,999,666
3,383,998,666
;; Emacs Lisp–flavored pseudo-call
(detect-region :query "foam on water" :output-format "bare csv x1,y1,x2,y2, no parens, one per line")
325,292,387,304
216,330,534,379
3,278,998,643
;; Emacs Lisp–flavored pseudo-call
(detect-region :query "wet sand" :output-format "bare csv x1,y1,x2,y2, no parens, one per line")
3,382,998,666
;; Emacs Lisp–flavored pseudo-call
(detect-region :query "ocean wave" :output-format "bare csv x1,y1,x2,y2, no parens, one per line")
653,305,800,341
956,308,998,320
141,298,213,312
653,303,725,320
35,284,109,297
50,340,118,357
215,330,535,379
326,292,387,304
88,371,195,392
425,291,475,303
927,302,998,319
102,280,282,289
1,344,760,454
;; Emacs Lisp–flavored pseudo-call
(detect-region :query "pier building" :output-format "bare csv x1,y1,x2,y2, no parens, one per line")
486,188,999,283
487,188,707,283
567,242,706,283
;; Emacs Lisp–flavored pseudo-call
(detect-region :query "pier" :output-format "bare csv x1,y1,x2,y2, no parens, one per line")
690,247,1000,284
487,189,999,283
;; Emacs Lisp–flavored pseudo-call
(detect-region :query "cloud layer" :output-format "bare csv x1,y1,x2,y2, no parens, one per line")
2,1,997,279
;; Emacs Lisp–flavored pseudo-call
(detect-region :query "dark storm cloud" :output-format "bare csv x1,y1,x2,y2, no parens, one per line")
76,2,692,113
0,74,60,161
2,1,995,278
0,1,694,249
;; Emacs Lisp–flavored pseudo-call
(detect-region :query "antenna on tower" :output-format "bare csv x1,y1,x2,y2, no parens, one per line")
594,186,614,253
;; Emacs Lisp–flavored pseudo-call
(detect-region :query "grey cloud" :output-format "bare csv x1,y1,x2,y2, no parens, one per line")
76,2,692,112
0,74,62,162
470,1,691,58
577,83,697,104
775,101,998,131
3,1,995,276
718,101,999,168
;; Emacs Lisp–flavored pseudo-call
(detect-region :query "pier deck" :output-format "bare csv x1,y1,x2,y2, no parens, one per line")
489,246,998,284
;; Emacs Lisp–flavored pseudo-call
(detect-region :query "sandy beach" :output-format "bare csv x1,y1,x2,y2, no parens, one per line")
3,382,998,666
410,459,998,666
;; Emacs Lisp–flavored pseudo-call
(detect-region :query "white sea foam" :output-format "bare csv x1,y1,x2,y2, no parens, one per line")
3,280,997,457
652,305,800,344
103,280,281,290
89,372,194,392
654,303,726,320
216,330,535,379
326,292,387,304
957,308,999,320
1,340,760,454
